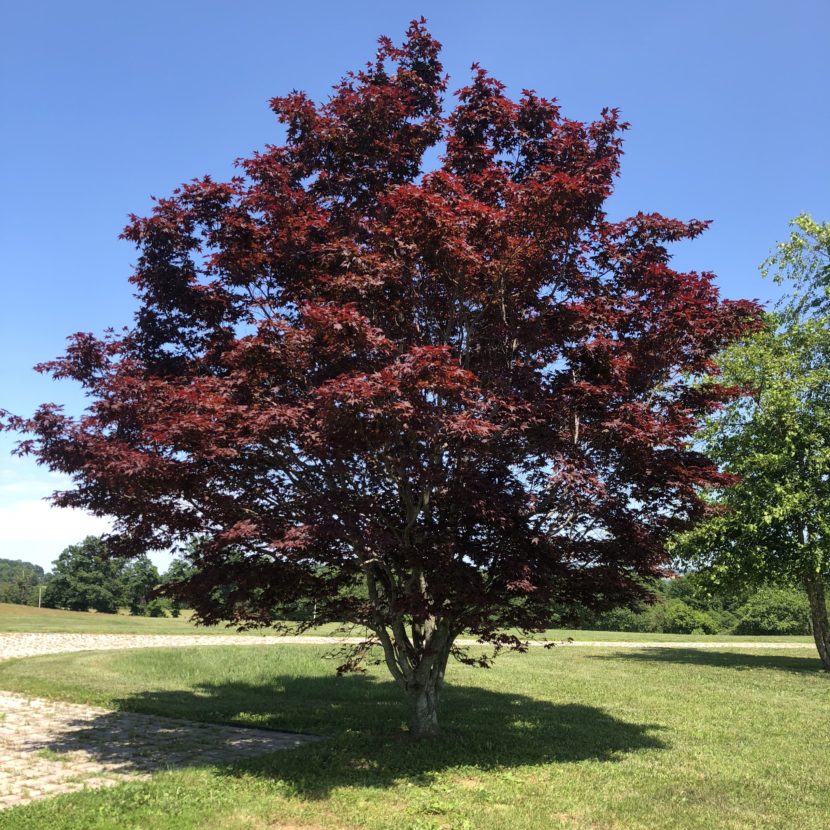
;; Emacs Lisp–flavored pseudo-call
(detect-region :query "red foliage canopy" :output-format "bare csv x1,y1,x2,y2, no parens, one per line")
5,20,759,733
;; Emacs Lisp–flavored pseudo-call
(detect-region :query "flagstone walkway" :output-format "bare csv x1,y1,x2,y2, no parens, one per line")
0,691,318,809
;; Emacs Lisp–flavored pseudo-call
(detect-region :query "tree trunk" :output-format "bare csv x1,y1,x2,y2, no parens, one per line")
371,615,452,738
804,573,830,671
407,681,441,738
363,565,453,737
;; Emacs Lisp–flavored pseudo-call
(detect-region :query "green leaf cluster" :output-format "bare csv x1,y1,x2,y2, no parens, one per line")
675,215,830,589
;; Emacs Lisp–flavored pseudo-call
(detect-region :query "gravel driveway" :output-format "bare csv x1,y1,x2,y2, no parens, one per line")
0,631,815,662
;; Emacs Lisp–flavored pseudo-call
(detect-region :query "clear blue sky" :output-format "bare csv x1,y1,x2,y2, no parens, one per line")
1,0,828,571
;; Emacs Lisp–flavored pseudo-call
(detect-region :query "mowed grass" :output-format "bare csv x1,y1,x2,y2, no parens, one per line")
0,603,349,636
0,603,214,634
0,644,827,829
0,603,813,642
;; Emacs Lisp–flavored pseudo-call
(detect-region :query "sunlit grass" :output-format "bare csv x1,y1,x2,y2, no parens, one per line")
0,643,827,829
0,603,813,642
0,603,344,636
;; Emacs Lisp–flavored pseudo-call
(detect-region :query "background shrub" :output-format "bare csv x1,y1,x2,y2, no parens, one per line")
593,607,643,632
734,586,810,635
143,598,168,618
650,599,720,634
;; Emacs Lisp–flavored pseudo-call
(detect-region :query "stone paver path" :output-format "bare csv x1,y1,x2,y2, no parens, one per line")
0,691,318,809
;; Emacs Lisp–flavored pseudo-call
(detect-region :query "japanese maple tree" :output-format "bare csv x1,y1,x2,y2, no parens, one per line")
5,21,759,735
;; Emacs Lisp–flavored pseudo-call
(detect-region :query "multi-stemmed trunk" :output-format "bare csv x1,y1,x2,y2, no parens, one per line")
804,573,830,671
372,613,454,738
364,559,456,737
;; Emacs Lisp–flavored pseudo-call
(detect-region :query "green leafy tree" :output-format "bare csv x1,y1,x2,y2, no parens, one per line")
0,558,47,605
0,558,46,584
662,572,744,631
160,556,198,616
144,598,168,617
676,216,830,667
734,586,810,636
121,556,161,615
43,537,126,613
648,599,719,635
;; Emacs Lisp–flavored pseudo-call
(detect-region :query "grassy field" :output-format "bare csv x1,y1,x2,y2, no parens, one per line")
0,604,368,637
0,603,257,635
0,603,814,642
0,643,827,829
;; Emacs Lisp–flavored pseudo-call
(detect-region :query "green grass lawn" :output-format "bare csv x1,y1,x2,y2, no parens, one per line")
0,604,348,636
0,643,827,830
0,603,205,634
0,603,813,643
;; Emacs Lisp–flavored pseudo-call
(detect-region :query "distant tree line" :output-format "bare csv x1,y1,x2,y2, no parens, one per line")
3,535,809,635
563,573,810,636
0,557,49,605
273,569,808,637
1,536,194,616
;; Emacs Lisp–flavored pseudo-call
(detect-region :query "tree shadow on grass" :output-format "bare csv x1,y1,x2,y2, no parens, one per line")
590,648,823,673
28,674,666,796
